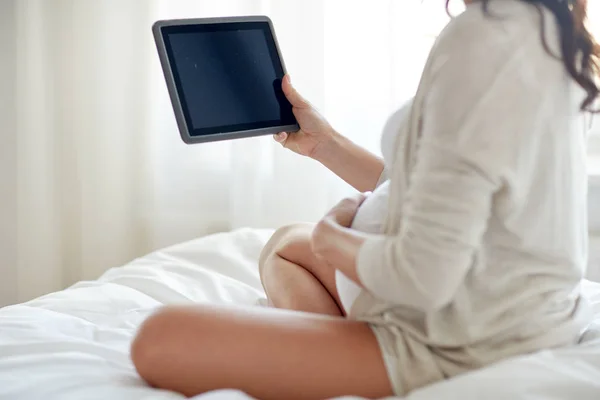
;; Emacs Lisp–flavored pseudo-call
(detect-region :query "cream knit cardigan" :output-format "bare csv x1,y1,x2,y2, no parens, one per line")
350,0,593,372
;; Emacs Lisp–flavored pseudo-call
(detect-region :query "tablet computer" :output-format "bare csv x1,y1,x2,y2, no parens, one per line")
152,16,299,144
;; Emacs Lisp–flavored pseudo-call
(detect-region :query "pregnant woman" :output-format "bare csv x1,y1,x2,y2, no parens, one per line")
131,0,599,399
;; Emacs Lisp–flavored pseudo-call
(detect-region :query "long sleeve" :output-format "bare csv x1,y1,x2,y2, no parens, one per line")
356,26,546,311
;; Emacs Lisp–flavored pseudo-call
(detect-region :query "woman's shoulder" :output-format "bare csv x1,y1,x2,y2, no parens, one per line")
433,0,542,60
424,0,557,88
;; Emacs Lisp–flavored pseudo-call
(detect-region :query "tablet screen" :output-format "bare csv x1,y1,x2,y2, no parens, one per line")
161,22,296,137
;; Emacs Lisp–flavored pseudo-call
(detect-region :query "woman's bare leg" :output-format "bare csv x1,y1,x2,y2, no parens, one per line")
131,305,393,400
259,223,345,316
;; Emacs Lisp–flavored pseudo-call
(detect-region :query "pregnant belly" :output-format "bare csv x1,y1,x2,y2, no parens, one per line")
336,181,390,314
336,270,362,314
351,180,390,234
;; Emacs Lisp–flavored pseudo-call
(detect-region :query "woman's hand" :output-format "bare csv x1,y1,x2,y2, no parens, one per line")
319,192,369,229
273,75,338,159
310,193,369,277
275,75,384,193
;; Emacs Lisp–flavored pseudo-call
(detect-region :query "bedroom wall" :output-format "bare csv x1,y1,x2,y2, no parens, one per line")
0,0,18,306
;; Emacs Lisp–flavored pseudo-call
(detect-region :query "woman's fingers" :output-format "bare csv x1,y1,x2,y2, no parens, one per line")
337,192,369,210
324,192,371,228
274,131,299,153
274,132,288,143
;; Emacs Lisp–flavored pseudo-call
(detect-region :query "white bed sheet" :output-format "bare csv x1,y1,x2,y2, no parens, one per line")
1,228,600,400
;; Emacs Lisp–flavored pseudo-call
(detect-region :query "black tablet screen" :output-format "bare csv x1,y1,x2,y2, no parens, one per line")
161,22,296,137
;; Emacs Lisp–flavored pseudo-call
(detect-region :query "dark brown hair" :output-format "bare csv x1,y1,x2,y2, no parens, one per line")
446,0,599,113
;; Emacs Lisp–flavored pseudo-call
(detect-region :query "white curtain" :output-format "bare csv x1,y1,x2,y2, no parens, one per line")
2,0,598,305
1,0,453,305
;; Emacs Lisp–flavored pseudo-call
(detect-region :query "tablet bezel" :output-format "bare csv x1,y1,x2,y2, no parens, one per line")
152,16,300,144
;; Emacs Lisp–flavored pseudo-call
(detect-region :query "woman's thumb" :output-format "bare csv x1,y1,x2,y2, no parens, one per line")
282,75,309,108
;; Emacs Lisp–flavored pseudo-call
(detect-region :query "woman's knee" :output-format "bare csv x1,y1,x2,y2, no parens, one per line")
258,223,313,271
131,307,186,385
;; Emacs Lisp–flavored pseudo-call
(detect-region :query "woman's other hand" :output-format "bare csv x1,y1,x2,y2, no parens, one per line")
312,193,369,256
310,193,370,280
321,193,370,228
273,75,337,159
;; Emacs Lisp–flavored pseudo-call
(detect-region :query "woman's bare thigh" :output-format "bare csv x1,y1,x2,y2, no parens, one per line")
132,304,393,400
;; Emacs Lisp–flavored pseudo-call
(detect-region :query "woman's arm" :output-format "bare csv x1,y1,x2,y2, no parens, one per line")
311,214,367,286
312,143,503,312
313,133,385,193
275,75,385,192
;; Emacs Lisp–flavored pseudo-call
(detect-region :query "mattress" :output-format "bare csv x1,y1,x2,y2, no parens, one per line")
0,228,599,400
